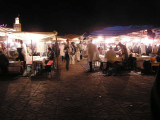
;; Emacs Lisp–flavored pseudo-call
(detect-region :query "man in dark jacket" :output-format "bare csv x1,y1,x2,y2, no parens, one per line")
0,50,9,74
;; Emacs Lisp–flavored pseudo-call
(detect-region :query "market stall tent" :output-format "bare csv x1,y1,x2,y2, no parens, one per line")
90,25,154,36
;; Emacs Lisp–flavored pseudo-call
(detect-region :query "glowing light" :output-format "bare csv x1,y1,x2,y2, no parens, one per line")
141,37,153,45
133,38,140,43
15,17,19,24
92,36,103,44
121,37,130,43
98,36,103,41
105,37,115,43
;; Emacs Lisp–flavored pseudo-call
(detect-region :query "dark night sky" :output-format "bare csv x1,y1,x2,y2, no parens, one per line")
0,0,160,35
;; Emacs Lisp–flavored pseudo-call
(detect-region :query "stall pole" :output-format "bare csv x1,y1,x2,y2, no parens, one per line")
31,39,34,73
5,32,9,57
7,36,8,57
56,34,58,69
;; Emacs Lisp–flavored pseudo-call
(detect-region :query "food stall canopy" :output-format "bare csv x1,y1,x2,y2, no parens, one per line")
6,32,56,43
90,25,154,36
63,34,81,41
0,26,16,32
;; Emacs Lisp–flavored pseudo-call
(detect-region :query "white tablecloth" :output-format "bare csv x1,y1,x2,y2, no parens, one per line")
99,55,122,62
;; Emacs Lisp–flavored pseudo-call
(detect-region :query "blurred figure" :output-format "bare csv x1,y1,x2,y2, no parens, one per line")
157,45,160,55
127,54,137,70
0,49,9,74
153,45,158,55
47,47,54,60
105,46,116,70
59,43,65,62
118,42,128,61
76,47,80,62
16,48,26,70
156,54,160,62
146,44,152,56
64,45,70,70
87,40,98,72
114,45,119,52
69,42,76,64
16,48,25,61
105,46,116,62
77,41,83,60
52,43,60,57
140,43,146,55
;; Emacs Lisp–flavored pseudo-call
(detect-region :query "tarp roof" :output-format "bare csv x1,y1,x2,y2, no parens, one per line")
0,26,16,32
90,25,154,36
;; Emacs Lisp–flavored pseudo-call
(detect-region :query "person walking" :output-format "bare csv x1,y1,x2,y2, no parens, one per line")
64,45,70,70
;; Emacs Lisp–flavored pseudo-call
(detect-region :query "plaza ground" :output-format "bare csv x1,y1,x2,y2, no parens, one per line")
0,59,155,120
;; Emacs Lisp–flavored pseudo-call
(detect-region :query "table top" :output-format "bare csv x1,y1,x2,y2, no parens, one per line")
151,62,160,66
99,55,122,62
9,61,23,67
27,57,47,65
9,61,23,64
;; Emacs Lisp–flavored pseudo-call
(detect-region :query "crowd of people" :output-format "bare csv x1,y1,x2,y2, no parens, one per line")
1,38,160,75
45,39,160,75
59,40,84,70
86,40,130,73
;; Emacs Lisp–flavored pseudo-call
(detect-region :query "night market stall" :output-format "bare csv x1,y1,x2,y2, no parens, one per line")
88,25,160,73
0,26,57,74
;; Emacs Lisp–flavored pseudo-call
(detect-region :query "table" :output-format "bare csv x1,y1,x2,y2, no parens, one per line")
26,57,47,75
136,56,150,61
136,56,151,69
151,62,160,67
99,55,122,70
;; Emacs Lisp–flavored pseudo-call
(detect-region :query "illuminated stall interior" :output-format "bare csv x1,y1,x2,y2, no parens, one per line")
90,25,160,57
0,17,65,63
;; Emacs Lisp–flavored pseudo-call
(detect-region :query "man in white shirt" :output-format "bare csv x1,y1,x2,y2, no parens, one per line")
105,46,116,71
105,46,116,63
87,40,98,72
59,43,65,62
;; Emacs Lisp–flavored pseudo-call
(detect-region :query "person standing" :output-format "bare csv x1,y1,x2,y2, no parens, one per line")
69,42,76,64
64,45,70,70
47,47,54,60
147,44,152,55
16,48,26,70
87,40,98,72
153,45,158,55
59,43,65,62
140,43,146,55
157,45,160,55
114,45,119,52
76,47,80,62
77,42,83,59
118,42,128,61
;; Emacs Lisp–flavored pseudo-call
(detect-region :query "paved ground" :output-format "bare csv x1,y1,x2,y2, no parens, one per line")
0,59,155,120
